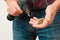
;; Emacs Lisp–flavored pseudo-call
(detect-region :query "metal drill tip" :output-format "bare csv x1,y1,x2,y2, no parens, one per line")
26,10,30,17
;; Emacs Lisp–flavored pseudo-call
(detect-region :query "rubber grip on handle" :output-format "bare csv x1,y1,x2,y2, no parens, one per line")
7,14,15,21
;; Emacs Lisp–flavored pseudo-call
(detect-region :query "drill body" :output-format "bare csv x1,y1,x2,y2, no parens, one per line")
7,0,31,21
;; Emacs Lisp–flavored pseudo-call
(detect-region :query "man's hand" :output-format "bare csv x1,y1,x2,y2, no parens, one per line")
7,0,23,16
29,5,56,29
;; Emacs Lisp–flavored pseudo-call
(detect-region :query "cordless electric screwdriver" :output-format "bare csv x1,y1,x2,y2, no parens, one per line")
7,0,44,24
7,0,31,21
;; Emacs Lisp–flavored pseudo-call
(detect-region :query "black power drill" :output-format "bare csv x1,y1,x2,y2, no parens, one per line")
7,0,31,21
7,0,44,24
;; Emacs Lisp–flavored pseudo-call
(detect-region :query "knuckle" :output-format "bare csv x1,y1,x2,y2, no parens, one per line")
13,10,17,13
11,13,16,16
11,11,18,16
7,5,12,10
12,12,16,15
9,11,16,16
19,10,23,14
17,10,21,14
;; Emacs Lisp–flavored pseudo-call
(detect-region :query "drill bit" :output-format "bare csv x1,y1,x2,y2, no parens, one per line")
38,18,44,24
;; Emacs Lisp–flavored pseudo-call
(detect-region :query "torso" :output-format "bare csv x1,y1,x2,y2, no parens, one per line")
28,0,55,9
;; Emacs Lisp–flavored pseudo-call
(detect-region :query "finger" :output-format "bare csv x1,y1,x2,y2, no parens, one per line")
7,6,14,15
14,4,23,16
29,18,36,25
29,19,34,24
33,17,38,21
10,5,20,16
30,18,37,22
11,5,20,16
13,2,23,14
31,18,38,24
8,6,19,16
11,5,17,13
29,21,34,25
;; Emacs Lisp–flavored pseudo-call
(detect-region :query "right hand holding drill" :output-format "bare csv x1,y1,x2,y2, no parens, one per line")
7,0,23,16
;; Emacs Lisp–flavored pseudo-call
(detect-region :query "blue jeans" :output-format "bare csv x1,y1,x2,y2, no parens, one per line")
13,9,60,40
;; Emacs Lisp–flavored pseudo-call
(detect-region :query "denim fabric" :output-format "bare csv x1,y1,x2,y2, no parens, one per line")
13,9,60,40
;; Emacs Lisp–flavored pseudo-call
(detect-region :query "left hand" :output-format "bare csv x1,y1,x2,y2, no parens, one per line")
29,5,56,28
